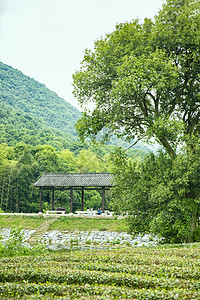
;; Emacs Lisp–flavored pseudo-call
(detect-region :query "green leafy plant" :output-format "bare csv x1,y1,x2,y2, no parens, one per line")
0,226,47,257
85,240,92,245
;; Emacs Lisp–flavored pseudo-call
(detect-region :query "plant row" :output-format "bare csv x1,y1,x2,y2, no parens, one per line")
0,282,199,299
0,246,199,299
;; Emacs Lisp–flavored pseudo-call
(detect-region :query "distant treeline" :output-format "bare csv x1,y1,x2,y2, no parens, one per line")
1,142,137,213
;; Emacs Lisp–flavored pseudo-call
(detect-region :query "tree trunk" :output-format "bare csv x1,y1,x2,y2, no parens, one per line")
0,173,5,209
158,136,176,160
189,214,197,242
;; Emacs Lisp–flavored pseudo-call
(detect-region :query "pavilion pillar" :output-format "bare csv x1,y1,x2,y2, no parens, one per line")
70,188,73,213
39,188,42,213
81,187,84,211
52,188,55,211
102,187,105,213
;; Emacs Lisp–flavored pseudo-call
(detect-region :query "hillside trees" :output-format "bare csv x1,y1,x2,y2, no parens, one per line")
73,0,200,160
0,62,81,136
0,143,114,213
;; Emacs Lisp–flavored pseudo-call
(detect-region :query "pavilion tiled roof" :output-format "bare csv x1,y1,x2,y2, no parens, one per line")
33,173,113,188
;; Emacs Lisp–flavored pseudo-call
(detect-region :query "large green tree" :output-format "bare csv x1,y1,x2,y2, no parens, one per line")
73,0,200,159
111,145,200,243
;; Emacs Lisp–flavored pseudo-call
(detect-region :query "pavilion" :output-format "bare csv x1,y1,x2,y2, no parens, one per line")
33,172,113,213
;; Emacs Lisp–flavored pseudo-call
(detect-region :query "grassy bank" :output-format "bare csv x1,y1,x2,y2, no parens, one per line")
48,216,128,232
0,215,44,229
0,215,128,232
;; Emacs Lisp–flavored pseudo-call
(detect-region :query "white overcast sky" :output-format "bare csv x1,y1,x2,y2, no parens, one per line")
0,0,164,110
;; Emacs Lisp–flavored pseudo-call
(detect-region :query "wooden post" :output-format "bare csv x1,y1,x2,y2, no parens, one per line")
102,187,105,213
39,188,42,213
70,188,73,213
81,187,84,211
52,188,55,211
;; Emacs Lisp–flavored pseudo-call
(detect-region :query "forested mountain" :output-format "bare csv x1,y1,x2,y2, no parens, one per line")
0,62,81,150
0,62,80,132
0,61,151,155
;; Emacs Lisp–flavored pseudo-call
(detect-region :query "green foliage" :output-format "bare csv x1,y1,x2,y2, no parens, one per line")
0,226,46,257
0,62,81,140
0,61,89,152
0,59,149,213
73,0,200,159
0,246,199,298
0,94,77,151
112,145,200,243
0,142,115,213
4,226,25,254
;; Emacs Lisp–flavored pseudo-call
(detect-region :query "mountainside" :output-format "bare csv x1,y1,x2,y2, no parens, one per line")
0,62,82,149
0,62,81,133
0,61,151,155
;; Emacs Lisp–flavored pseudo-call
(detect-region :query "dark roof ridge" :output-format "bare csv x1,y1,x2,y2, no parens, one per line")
34,172,113,187
43,172,111,175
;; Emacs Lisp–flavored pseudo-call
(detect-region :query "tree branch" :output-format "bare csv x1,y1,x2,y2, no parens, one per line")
125,135,147,151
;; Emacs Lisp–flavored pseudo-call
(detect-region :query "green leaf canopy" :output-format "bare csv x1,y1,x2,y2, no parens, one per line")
73,0,200,159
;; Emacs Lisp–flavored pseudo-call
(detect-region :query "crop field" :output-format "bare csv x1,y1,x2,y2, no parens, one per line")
0,245,199,299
